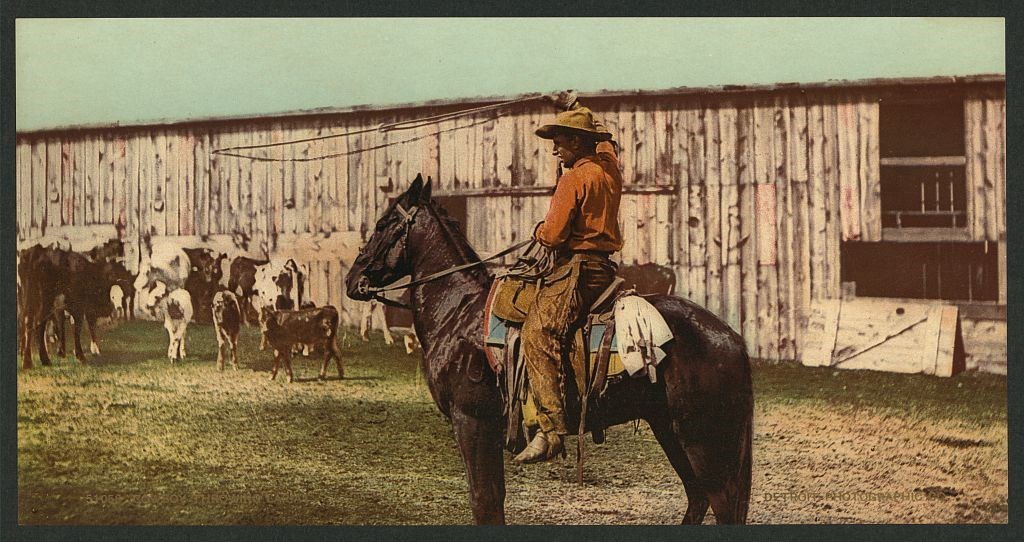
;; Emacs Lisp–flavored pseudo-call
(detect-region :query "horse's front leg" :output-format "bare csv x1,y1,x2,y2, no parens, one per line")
451,408,506,525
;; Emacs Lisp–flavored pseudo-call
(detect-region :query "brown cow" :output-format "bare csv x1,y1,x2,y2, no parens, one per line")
259,305,343,383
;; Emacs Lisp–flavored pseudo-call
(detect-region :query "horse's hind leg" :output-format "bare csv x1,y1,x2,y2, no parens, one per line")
682,442,750,524
648,416,710,524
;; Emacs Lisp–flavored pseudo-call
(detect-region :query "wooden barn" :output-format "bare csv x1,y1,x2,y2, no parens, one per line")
15,74,1007,373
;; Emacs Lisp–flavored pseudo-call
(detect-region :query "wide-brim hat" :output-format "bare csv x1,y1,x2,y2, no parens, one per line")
535,109,612,141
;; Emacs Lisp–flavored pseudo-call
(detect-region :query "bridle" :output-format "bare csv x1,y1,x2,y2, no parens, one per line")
355,202,531,309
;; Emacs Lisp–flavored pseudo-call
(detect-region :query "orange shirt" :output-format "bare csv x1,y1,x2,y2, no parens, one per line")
535,141,623,252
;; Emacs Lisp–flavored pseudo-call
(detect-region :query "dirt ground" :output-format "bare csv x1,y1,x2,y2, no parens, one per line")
16,320,1007,525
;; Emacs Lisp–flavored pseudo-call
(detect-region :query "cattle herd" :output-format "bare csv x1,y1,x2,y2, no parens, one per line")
16,234,675,379
16,235,350,381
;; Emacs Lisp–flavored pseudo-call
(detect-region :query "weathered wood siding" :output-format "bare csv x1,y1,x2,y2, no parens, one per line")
15,83,1007,365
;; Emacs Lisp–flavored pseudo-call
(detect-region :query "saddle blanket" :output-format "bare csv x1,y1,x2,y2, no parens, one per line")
486,313,626,376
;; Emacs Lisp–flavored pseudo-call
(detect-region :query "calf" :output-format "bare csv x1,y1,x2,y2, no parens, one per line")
259,305,343,383
141,281,194,362
211,290,242,371
227,256,269,325
182,247,227,323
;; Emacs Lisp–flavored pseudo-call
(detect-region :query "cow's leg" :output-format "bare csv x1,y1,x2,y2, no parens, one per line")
269,350,280,380
374,305,395,345
53,316,66,358
87,314,101,355
165,319,176,362
283,350,294,383
331,339,344,379
359,305,371,341
178,326,187,359
230,334,239,370
21,314,33,369
451,408,506,525
216,331,226,370
71,312,86,361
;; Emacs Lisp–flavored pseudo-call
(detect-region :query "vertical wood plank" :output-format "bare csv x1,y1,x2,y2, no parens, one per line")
346,128,362,239
283,124,298,236
29,139,46,238
17,142,31,240
822,99,842,297
859,98,881,241
995,96,1006,240
332,120,349,233
790,99,812,359
704,106,723,318
152,132,168,236
45,139,62,233
179,132,195,236
138,132,154,237
654,103,674,186
495,110,514,188
719,105,741,331
62,140,73,227
807,100,827,301
687,106,707,307
207,131,223,236
672,105,691,298
982,99,999,240
754,101,778,360
83,136,96,226
774,97,796,360
737,105,758,355
95,135,109,226
112,137,127,232
195,132,210,237
124,135,140,270
309,122,325,235
165,130,179,236
836,100,861,241
964,98,982,239
74,136,87,227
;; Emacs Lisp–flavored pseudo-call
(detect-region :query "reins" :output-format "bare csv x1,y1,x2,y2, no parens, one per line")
359,202,533,309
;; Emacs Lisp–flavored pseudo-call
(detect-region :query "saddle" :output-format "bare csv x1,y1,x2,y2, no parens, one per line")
483,275,673,464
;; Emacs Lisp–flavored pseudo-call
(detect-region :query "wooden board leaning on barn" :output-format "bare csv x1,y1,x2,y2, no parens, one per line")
799,298,966,377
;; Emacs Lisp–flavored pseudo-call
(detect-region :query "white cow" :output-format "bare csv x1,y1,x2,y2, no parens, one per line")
141,281,194,362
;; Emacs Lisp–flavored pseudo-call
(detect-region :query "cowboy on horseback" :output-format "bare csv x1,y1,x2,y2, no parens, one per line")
514,92,624,464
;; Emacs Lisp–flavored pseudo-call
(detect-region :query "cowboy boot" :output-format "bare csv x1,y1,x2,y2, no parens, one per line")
513,431,565,464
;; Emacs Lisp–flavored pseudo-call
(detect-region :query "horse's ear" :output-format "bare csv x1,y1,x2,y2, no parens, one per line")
421,177,433,202
408,174,424,201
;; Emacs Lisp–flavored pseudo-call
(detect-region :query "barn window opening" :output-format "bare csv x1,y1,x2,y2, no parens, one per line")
840,241,998,302
879,97,966,230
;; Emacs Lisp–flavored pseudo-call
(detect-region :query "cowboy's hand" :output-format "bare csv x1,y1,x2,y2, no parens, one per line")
543,90,578,111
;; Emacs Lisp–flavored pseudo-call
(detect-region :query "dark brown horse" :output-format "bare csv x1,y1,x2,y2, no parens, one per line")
345,175,753,525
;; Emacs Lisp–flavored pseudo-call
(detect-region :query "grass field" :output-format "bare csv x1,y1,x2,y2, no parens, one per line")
17,319,1008,524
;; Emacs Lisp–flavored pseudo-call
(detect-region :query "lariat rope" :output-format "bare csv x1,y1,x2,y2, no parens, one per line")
211,94,544,162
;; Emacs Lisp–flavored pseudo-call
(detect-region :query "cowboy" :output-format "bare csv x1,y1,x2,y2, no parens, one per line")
514,92,623,463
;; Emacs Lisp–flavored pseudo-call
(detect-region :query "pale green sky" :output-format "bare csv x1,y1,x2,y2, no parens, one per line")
15,17,1005,131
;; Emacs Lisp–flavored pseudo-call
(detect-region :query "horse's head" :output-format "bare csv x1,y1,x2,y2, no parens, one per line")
345,174,432,301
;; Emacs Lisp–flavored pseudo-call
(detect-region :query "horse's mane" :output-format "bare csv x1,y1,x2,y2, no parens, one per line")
425,199,489,282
